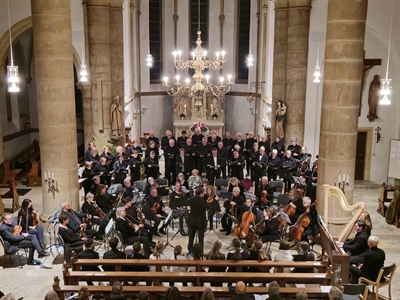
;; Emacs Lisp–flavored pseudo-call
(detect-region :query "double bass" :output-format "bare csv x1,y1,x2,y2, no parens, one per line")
288,201,318,242
234,202,256,239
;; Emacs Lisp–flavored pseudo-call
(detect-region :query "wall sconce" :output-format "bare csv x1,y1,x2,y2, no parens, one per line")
131,108,147,120
249,108,258,115
335,174,349,195
44,171,59,199
375,126,381,143
262,119,268,131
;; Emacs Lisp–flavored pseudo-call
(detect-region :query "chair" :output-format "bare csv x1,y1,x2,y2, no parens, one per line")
359,263,397,300
277,194,290,207
342,284,369,300
265,223,286,255
155,178,170,197
134,180,146,192
269,180,285,200
215,178,229,190
0,235,28,268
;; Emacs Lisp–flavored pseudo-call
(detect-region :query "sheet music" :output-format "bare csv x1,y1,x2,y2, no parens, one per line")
254,294,269,300
320,286,332,293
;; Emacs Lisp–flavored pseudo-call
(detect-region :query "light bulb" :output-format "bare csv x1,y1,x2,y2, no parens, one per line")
185,78,190,84
177,50,182,56
203,50,207,57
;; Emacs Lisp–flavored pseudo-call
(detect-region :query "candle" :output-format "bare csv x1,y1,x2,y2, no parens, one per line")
52,172,54,180
347,175,349,183
45,171,47,180
48,171,51,180
184,104,186,114
339,175,341,182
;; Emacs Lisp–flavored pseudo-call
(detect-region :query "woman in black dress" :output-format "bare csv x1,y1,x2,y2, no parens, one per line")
18,199,46,250
58,214,85,262
259,206,280,243
82,161,95,196
113,154,128,184
144,151,159,179
94,157,111,186
129,150,143,184
95,184,114,214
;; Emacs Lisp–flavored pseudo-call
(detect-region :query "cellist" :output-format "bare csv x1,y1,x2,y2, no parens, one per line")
220,187,244,236
287,189,306,225
299,197,319,242
238,198,258,224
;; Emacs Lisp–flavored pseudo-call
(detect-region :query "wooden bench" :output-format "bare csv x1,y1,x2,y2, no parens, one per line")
0,180,20,213
53,277,329,300
378,182,400,227
2,139,40,184
27,160,42,187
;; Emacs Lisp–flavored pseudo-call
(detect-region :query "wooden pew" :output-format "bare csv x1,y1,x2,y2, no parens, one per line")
53,277,330,300
0,180,20,213
27,160,42,187
378,182,400,227
2,139,40,184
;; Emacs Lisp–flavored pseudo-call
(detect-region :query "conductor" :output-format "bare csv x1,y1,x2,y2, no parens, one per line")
187,187,211,253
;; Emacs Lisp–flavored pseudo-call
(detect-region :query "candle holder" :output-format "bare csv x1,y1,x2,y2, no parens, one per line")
131,108,147,120
45,171,59,199
335,174,349,194
249,108,258,115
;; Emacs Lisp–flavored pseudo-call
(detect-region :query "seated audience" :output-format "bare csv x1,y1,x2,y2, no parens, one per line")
231,281,251,300
350,235,385,284
329,287,343,300
138,291,149,300
206,240,226,286
227,238,249,286
296,291,308,300
293,241,315,273
44,291,60,300
77,238,99,285
165,287,182,300
201,288,215,300
105,281,128,300
268,281,285,300
274,241,293,273
77,287,91,300
169,245,188,286
149,242,168,272
103,237,126,271
248,240,271,273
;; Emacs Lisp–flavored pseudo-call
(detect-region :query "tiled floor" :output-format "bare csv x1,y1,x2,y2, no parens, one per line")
0,180,399,299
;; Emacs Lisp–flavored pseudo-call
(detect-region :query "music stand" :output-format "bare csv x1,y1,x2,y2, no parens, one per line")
170,196,188,241
205,200,222,238
163,211,174,249
46,208,61,255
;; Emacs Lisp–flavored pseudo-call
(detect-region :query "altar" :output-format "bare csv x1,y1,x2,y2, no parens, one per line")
173,119,225,138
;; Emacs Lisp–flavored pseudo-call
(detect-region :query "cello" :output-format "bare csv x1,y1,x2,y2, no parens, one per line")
234,201,256,239
288,201,318,242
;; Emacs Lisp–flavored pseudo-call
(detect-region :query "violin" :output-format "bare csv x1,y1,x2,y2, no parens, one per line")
137,208,145,225
245,218,267,245
31,211,39,226
234,204,256,239
79,218,87,238
151,201,160,213
207,186,218,203
93,202,105,218
288,201,318,242
260,190,268,205
13,216,23,236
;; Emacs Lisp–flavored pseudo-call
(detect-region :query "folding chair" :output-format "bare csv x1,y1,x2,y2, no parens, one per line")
0,235,28,268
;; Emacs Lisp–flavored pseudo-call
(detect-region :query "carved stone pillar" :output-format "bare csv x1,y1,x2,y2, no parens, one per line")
31,0,79,212
76,83,93,147
317,0,368,236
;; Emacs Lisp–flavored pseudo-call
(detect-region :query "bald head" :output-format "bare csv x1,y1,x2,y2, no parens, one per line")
235,281,246,294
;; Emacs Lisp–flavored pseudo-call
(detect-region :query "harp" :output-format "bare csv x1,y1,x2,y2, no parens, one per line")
322,184,365,242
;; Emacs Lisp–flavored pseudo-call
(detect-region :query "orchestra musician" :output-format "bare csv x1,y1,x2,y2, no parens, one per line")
229,150,244,180
276,150,297,191
61,201,96,238
217,141,228,179
82,161,95,196
228,177,246,199
197,137,212,174
238,198,258,223
170,181,189,236
58,214,85,263
113,154,128,184
145,187,169,236
287,189,305,224
259,206,280,243
176,148,189,179
245,131,257,177
81,193,103,226
256,176,274,207
143,177,156,196
177,130,188,148
129,150,143,184
253,146,268,195
271,136,285,158
144,150,159,179
205,185,221,230
188,169,203,190
187,187,212,253
220,187,245,235
18,199,46,250
165,139,178,184
183,138,196,176
122,178,137,200
206,148,222,186
258,135,271,156
94,157,111,186
287,137,302,159
207,130,220,148
115,207,151,257
298,197,319,242
146,130,160,148
298,146,312,171
95,184,114,214
177,172,190,194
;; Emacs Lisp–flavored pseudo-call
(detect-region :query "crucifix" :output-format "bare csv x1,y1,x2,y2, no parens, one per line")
359,51,381,116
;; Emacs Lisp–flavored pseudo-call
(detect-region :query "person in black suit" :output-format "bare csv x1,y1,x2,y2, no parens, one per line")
206,148,222,186
187,187,212,253
336,220,369,265
258,135,271,156
350,235,385,284
0,214,48,265
176,148,189,179
129,151,142,184
244,131,257,177
208,130,221,148
58,214,85,263
146,131,160,148
177,130,188,148
229,150,244,180
165,139,178,185
103,237,126,271
77,238,99,285
253,146,269,194
61,201,96,237
217,141,228,179
220,187,245,235
183,138,196,177
271,136,285,158
268,149,281,180
197,137,212,174
81,192,103,226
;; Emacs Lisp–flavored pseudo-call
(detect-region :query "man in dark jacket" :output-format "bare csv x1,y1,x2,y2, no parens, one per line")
187,187,211,253
350,235,385,283
77,238,99,285
105,281,128,300
231,281,251,300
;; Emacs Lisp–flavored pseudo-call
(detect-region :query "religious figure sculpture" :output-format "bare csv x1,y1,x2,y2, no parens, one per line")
367,75,380,121
275,100,286,139
111,95,123,136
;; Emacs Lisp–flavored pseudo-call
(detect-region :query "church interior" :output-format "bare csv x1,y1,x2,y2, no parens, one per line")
0,0,399,299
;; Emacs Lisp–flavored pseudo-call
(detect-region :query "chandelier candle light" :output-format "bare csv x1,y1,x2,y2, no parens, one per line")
163,31,232,110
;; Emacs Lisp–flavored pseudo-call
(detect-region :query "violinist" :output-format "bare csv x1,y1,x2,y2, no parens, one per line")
205,185,221,230
113,154,128,184
220,187,245,235
170,181,189,236
145,187,169,236
206,148,222,186
61,201,96,238
276,150,297,192
81,193,103,226
144,150,159,179
256,176,274,207
129,150,143,184
122,178,137,200
259,206,280,243
82,161,95,196
229,150,244,180
18,199,46,250
253,146,268,195
267,149,281,180
115,207,151,257
94,157,111,186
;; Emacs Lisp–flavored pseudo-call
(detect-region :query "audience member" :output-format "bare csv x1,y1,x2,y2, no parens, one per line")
77,287,91,300
103,237,126,271
169,245,188,286
44,290,60,300
248,240,271,273
138,291,149,300
268,281,284,300
164,286,181,300
105,281,128,300
296,291,308,300
149,242,168,272
206,240,226,286
274,241,293,273
329,287,343,300
77,238,99,285
231,281,251,300
201,288,215,300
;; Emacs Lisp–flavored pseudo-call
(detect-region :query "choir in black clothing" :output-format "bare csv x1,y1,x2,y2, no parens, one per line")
144,151,159,179
113,155,128,184
94,157,111,186
206,148,222,186
129,151,143,184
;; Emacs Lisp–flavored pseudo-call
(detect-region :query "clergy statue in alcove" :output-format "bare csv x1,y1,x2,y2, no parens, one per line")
275,100,287,139
367,75,380,121
111,95,123,136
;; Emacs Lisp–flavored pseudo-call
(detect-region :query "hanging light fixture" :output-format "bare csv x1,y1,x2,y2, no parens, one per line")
6,0,19,93
246,53,254,67
79,37,88,82
146,54,153,67
379,1,394,105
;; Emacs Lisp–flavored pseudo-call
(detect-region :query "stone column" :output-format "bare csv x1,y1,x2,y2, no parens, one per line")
86,0,124,145
259,0,269,138
271,0,288,140
31,0,79,212
284,0,312,146
317,0,368,237
76,83,93,147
